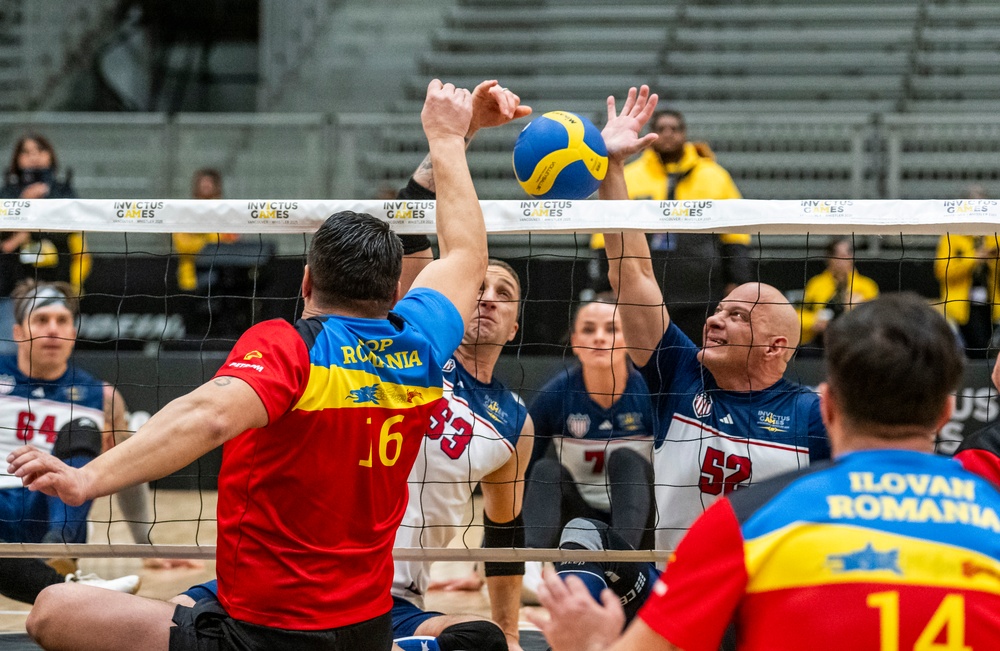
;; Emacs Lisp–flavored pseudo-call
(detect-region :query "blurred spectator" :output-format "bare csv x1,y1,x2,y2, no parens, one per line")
589,109,751,341
935,186,999,355
0,134,90,294
0,231,29,354
797,237,879,351
172,168,239,292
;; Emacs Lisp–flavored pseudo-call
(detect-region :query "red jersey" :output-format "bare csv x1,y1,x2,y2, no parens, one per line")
212,289,464,630
638,450,1000,651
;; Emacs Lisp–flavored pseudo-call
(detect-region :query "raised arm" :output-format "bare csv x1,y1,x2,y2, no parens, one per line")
405,80,488,320
480,415,534,651
399,81,531,295
8,377,268,506
600,86,670,367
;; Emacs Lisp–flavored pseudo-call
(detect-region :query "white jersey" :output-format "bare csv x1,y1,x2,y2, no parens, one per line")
642,325,829,554
0,356,105,490
392,357,527,607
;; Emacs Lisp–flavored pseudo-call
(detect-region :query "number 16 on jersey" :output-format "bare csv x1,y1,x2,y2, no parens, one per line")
359,415,404,468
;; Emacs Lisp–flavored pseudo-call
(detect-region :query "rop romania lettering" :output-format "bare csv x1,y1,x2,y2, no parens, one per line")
341,338,422,369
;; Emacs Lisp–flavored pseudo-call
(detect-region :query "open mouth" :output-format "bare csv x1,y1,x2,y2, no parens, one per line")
705,337,727,347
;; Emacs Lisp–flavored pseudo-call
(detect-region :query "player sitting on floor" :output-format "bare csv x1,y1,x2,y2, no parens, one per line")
173,79,534,651
524,294,655,553
0,280,142,602
598,85,830,555
15,79,496,651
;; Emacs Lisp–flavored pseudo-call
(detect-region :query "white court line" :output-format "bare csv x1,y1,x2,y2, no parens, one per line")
0,610,29,616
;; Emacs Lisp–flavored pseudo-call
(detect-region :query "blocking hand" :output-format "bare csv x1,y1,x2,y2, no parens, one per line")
602,85,659,162
421,79,474,141
468,80,533,135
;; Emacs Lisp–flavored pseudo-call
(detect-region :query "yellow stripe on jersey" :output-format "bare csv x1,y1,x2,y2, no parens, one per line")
744,523,1000,596
293,364,443,412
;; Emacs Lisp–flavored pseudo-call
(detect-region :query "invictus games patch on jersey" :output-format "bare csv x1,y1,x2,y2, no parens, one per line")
692,391,713,418
64,386,86,402
566,413,591,438
618,412,644,431
757,410,790,433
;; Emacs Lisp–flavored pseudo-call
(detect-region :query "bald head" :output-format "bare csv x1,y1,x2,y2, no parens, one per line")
699,283,800,390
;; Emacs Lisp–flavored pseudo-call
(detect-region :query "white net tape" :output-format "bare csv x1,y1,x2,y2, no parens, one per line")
2,197,1000,235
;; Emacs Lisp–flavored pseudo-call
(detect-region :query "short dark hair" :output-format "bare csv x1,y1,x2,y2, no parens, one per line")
307,211,403,313
7,133,58,176
652,109,686,132
11,279,79,325
825,292,964,430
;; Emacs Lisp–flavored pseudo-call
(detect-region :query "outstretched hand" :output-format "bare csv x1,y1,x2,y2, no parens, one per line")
602,85,659,162
469,80,532,136
525,569,626,651
7,445,91,507
421,79,474,141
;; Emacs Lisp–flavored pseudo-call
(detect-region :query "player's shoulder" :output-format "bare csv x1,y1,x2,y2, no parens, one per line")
726,461,834,525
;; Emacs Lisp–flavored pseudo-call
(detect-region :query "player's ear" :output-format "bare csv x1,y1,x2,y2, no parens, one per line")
818,382,836,429
506,320,519,343
11,322,24,342
935,394,955,432
301,265,313,300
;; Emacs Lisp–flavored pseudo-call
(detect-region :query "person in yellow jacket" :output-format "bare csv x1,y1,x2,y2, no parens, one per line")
798,238,879,348
172,169,239,292
935,233,1000,354
590,109,750,341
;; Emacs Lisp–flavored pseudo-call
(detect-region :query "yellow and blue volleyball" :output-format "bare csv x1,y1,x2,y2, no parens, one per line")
512,111,608,200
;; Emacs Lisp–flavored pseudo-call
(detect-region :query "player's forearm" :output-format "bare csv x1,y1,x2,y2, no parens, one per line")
82,391,239,499
427,135,487,266
486,574,523,646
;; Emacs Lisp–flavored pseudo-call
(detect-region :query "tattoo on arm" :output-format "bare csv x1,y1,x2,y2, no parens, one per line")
213,377,232,387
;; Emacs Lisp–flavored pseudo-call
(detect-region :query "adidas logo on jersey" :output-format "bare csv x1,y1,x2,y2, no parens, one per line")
32,387,45,398
720,414,734,425
599,420,613,430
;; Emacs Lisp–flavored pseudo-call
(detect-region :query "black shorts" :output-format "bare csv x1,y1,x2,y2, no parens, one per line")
169,598,394,651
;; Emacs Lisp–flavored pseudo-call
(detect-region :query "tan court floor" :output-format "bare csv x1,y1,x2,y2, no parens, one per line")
0,490,542,635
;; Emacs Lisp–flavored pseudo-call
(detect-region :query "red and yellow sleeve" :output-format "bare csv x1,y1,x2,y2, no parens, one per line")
638,498,748,651
215,320,310,423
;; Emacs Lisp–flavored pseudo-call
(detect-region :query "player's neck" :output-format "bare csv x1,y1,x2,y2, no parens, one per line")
17,353,67,381
453,345,499,384
712,365,783,392
581,363,628,409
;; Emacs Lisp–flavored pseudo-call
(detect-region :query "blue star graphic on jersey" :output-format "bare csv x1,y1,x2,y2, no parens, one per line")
827,543,902,575
347,384,380,404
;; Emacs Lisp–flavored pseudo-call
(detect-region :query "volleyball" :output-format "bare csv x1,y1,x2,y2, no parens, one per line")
512,111,608,200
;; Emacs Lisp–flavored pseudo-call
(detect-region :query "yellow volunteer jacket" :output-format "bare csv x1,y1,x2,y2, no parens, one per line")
798,269,880,345
592,143,747,250
172,233,239,292
935,234,1000,326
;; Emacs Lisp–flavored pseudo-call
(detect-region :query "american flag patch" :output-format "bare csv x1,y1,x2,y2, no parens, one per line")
566,413,591,438
692,391,713,418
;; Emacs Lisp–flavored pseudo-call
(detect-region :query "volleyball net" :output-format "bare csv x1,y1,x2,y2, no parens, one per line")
2,197,999,564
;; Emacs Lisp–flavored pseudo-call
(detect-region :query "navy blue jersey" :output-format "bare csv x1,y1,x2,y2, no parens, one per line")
0,355,105,489
529,365,654,511
639,323,829,551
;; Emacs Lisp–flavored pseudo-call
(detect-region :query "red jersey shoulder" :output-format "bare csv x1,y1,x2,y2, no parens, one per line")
217,320,311,421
